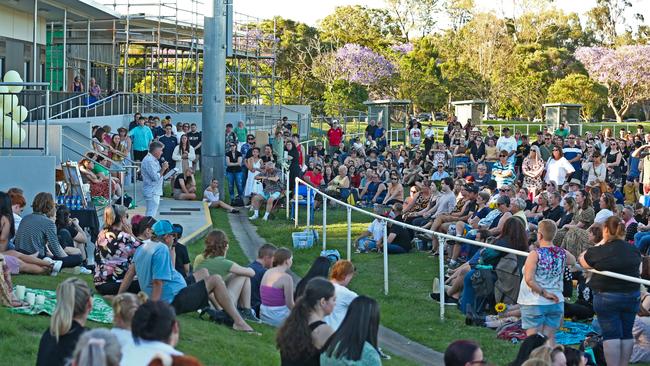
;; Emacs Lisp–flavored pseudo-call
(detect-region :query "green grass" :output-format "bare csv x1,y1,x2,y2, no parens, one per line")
251,206,523,365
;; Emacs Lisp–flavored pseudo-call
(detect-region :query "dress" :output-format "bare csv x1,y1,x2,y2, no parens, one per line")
244,158,263,196
607,151,623,188
522,157,544,192
555,207,596,257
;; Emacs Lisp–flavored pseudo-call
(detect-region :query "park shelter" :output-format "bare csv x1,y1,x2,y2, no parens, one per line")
543,103,582,131
363,99,411,133
451,100,487,127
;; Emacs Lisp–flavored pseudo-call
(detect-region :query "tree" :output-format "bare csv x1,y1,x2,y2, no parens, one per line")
585,0,638,46
385,0,440,41
575,45,650,122
547,74,608,121
318,5,403,49
444,0,474,31
323,80,368,116
335,44,395,86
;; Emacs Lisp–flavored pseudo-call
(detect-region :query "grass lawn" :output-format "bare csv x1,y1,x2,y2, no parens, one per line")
251,206,523,365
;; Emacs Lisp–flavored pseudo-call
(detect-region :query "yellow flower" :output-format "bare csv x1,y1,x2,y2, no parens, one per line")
495,303,507,313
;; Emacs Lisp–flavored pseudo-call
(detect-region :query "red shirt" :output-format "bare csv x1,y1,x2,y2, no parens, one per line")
304,171,324,186
327,128,344,147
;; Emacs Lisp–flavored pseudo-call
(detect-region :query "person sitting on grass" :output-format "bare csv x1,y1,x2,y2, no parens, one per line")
193,229,260,322
321,296,382,366
111,292,147,348
118,220,254,332
250,162,283,221
172,167,197,201
70,328,122,366
380,203,413,254
518,219,576,346
37,278,92,366
324,260,358,331
353,205,386,253
260,247,295,327
171,224,191,279
14,192,83,270
203,178,239,213
54,205,90,264
120,301,183,365
294,256,332,299
248,243,277,317
276,278,336,366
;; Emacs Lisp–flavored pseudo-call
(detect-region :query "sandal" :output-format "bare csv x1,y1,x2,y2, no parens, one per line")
229,209,240,214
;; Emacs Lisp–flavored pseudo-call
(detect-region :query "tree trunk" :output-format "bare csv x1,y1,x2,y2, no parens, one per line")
608,96,624,123
642,101,650,122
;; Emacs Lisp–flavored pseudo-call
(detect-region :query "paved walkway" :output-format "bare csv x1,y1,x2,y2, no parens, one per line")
228,213,444,366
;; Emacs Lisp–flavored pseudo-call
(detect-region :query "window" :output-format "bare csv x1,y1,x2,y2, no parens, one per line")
23,61,30,82
0,58,4,78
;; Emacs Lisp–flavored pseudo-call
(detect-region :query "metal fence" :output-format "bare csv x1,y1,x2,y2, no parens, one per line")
0,82,50,154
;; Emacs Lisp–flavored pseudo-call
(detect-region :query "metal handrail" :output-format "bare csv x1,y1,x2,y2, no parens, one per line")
49,92,88,109
62,130,135,166
290,176,650,320
51,92,129,119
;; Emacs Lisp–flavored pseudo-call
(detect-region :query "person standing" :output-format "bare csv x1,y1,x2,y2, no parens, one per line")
158,124,177,170
496,127,517,165
88,78,102,104
186,123,202,171
141,141,168,217
128,116,154,162
327,121,345,157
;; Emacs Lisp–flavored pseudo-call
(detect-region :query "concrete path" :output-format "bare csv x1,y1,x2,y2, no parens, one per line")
228,213,444,366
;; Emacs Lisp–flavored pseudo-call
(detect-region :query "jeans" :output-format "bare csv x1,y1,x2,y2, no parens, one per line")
635,231,650,254
53,254,83,268
144,195,160,217
387,244,407,254
226,171,245,201
593,291,640,340
459,268,477,314
358,238,377,253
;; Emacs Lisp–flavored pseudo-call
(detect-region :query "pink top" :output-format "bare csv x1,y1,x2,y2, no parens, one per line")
261,285,286,307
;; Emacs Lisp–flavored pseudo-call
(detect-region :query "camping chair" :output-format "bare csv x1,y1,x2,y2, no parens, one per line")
290,183,316,223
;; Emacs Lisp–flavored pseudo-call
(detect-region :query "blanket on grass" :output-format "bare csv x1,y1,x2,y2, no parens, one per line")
9,287,113,324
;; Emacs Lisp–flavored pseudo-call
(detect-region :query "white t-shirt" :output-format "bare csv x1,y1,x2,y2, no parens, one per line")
544,157,575,186
367,219,385,242
324,283,359,331
410,128,422,145
424,127,435,138
110,327,134,349
120,340,183,366
496,136,517,164
203,189,220,203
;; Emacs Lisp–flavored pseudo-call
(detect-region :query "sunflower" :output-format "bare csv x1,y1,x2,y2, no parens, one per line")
495,302,507,313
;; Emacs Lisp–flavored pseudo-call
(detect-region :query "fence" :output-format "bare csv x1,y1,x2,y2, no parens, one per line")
287,177,650,320
0,82,50,154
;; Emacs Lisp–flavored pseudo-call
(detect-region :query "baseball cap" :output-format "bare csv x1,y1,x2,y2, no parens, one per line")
464,184,479,194
152,220,174,236
172,224,184,236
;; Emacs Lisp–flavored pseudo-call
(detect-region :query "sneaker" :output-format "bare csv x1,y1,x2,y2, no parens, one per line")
79,267,92,275
429,292,458,305
249,214,259,220
50,260,63,276
448,261,461,271
239,308,261,323
378,348,391,360
42,257,55,265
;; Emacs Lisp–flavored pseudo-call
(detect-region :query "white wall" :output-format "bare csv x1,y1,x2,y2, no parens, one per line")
0,4,46,45
0,155,56,215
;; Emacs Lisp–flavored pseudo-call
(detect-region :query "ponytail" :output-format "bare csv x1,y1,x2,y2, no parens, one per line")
602,216,626,241
112,292,147,329
72,328,121,366
50,278,91,341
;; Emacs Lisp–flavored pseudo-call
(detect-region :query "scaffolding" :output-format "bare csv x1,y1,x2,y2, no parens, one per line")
44,0,276,112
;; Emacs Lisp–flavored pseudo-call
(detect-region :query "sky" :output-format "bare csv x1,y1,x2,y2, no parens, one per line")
234,0,649,29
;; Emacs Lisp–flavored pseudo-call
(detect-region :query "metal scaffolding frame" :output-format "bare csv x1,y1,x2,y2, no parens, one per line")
43,0,276,112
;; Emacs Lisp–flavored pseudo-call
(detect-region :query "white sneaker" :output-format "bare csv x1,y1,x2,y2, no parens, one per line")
78,267,92,275
42,257,55,265
50,260,63,276
249,214,259,220
262,216,269,221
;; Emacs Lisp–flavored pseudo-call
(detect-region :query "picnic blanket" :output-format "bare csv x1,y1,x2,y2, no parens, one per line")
556,321,594,346
9,287,113,324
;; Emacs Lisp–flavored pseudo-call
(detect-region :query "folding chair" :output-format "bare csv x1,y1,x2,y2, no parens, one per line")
290,184,316,223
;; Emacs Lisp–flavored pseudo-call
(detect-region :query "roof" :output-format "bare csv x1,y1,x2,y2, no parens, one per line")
542,103,583,108
363,99,411,106
451,99,488,105
5,0,119,21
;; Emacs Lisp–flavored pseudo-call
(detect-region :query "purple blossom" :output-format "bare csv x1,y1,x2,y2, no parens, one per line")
335,43,395,86
575,46,650,88
390,43,414,54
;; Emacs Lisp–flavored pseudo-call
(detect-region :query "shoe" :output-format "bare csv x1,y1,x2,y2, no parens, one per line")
79,267,92,275
249,214,259,220
378,347,391,360
448,261,461,271
42,257,55,265
429,292,458,305
50,260,63,276
262,216,269,221
239,308,261,323
229,209,240,214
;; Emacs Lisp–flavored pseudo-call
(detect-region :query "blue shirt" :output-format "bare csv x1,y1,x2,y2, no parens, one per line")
128,125,154,151
141,153,164,198
431,170,450,181
158,135,178,163
133,240,187,303
248,260,267,310
563,145,582,171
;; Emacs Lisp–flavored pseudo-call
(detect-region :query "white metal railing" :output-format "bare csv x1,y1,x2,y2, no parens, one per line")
288,177,650,321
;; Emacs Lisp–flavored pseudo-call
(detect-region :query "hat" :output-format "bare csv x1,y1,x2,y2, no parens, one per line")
496,195,511,206
471,127,480,132
130,214,145,227
569,178,582,187
152,220,174,236
465,175,475,183
172,224,184,236
464,183,479,194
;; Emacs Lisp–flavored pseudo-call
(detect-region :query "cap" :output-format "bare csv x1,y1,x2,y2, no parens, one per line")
464,184,479,194
172,224,184,236
471,127,480,132
496,195,511,206
152,220,174,236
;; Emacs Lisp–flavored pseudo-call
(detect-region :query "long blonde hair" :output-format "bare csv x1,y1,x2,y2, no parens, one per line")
50,278,92,341
112,292,147,329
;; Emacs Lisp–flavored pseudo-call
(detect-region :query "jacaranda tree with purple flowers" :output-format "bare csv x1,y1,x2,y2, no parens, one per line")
575,45,650,122
334,44,395,86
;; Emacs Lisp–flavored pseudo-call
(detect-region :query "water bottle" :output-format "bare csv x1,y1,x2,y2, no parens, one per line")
75,196,81,210
66,196,72,209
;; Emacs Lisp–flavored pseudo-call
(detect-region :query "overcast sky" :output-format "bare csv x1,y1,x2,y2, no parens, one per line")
234,0,649,29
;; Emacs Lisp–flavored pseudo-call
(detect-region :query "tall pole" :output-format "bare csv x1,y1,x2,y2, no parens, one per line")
202,0,227,197
33,0,38,83
62,8,67,91
86,21,91,93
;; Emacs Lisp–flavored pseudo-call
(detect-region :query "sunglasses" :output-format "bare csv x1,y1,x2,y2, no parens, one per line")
500,189,510,192
499,155,507,157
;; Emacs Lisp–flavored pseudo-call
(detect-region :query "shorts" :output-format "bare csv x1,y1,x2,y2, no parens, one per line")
4,255,20,275
171,280,210,315
95,280,141,296
593,291,640,340
261,191,281,200
520,303,564,330
173,188,183,199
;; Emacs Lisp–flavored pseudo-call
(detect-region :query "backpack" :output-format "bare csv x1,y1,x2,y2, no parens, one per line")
471,268,496,315
494,254,521,305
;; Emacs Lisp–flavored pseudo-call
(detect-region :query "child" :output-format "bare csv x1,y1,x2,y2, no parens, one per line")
517,219,576,345
172,224,191,280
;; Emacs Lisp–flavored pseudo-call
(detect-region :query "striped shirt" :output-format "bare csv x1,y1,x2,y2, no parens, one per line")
14,213,66,258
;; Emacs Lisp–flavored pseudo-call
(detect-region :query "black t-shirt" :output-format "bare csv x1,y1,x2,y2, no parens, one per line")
226,150,243,173
37,321,86,366
461,200,477,217
584,239,641,293
174,243,190,277
173,175,193,190
186,131,202,151
365,125,377,138
543,205,564,222
389,219,412,251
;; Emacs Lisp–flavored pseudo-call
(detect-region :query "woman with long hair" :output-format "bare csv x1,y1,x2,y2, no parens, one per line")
111,292,147,348
295,257,332,299
580,216,642,366
94,205,143,296
583,150,607,190
172,134,196,173
172,167,197,201
558,197,576,229
260,248,295,327
37,278,93,366
79,157,122,199
193,229,259,321
321,296,381,365
54,205,88,260
245,147,264,198
444,340,484,366
277,277,336,366
545,146,575,186
606,139,624,190
522,145,545,199
70,329,122,366
554,190,596,258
